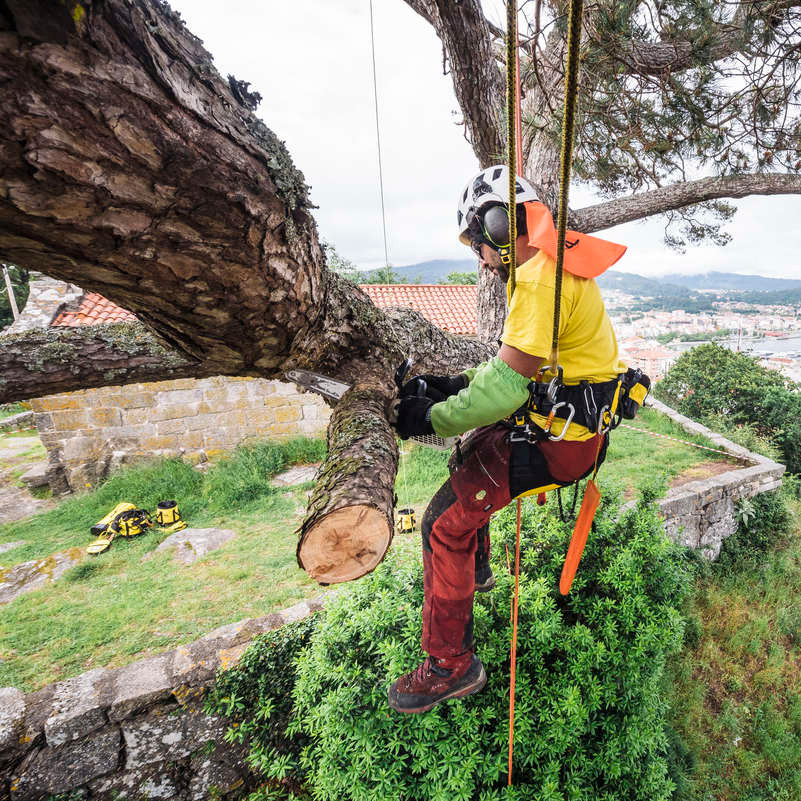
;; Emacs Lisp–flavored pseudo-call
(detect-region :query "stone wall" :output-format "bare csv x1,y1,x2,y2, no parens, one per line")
0,596,328,801
30,377,330,493
0,412,34,434
645,396,785,560
5,274,82,334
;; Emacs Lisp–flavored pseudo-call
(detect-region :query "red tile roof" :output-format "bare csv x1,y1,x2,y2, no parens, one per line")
360,284,477,336
52,292,137,327
50,285,477,335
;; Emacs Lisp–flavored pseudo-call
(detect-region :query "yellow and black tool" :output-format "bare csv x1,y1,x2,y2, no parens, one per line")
156,500,186,532
396,507,417,534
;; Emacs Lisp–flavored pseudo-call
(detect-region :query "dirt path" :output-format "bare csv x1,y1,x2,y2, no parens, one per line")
0,432,55,526
668,460,736,490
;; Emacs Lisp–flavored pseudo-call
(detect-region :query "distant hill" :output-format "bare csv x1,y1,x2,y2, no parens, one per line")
656,272,801,291
393,259,476,284
597,270,692,297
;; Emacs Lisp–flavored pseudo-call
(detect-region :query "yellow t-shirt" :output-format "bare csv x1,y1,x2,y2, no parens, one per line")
501,251,627,440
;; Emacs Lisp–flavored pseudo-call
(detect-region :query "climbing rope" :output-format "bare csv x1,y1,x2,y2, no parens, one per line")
368,0,391,280
619,422,759,464
507,0,586,784
506,0,519,298
505,0,523,785
550,0,585,372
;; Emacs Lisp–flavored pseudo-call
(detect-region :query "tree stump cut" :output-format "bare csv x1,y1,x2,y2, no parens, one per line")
297,386,398,584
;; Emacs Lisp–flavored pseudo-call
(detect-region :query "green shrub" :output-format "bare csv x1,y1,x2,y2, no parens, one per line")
703,414,782,463
655,344,801,473
203,437,325,511
716,491,792,573
206,616,318,774
216,489,690,801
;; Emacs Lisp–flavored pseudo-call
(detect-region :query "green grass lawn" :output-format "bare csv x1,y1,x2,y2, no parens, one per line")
666,493,801,801
0,408,739,692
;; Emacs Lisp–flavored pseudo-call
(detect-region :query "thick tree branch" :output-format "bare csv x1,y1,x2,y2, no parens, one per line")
570,172,801,233
402,0,505,166
0,323,213,402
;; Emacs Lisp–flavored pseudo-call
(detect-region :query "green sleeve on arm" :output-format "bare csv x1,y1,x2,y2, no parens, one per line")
430,356,531,438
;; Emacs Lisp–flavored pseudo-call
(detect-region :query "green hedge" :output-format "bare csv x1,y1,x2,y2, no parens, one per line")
656,343,801,474
210,487,691,801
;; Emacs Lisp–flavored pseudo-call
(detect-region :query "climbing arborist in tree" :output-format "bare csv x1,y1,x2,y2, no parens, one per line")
387,165,633,714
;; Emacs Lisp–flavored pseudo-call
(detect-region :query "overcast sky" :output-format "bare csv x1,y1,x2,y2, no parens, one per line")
173,0,801,279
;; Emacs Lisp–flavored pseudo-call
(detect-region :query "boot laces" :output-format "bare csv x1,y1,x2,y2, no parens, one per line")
413,657,450,682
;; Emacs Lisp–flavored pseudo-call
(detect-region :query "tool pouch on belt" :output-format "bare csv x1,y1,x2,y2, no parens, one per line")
509,436,558,499
617,367,651,421
447,425,511,518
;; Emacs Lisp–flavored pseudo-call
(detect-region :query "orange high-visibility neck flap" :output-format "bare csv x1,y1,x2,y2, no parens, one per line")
524,201,626,279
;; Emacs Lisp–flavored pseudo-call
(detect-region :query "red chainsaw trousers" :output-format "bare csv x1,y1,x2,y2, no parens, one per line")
420,424,602,660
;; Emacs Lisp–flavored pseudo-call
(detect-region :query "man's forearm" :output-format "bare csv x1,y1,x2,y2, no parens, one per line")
429,356,532,437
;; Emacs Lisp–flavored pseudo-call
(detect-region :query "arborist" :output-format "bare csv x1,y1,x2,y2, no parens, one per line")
387,165,631,714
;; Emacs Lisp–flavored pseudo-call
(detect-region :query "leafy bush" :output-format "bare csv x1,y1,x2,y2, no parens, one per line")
656,344,801,473
703,414,782,463
206,616,318,775
203,437,326,511
214,488,691,801
716,490,792,573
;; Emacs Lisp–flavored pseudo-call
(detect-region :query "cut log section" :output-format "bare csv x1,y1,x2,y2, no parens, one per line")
297,385,398,584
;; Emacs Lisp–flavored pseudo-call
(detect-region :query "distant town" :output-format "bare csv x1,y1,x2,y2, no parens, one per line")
386,262,801,385
604,292,801,383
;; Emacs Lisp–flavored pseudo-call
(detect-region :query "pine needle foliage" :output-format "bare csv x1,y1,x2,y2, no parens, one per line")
208,487,691,801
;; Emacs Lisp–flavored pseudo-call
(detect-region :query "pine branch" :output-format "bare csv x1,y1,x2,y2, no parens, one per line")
570,172,801,232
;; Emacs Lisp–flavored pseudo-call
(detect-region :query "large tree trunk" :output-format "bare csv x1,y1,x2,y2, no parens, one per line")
0,0,494,584
297,385,397,584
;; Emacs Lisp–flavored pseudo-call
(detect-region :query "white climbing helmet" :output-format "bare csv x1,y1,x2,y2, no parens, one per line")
456,164,538,245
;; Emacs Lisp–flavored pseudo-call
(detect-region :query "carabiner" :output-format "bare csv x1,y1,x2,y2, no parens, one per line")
546,364,564,405
596,404,611,436
543,401,575,442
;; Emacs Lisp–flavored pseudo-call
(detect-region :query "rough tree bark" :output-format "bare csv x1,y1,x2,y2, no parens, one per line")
0,0,493,582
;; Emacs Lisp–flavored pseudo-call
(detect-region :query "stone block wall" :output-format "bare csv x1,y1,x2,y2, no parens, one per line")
0,412,34,434
646,397,785,560
5,274,82,334
0,596,328,801
30,377,331,493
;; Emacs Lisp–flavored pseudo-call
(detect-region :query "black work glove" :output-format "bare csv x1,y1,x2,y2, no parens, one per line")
401,373,468,403
394,395,436,440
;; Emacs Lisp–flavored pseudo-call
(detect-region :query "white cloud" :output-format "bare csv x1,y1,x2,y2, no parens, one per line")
174,0,801,278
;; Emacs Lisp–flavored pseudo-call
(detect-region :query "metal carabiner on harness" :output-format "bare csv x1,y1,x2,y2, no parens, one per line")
536,364,564,407
542,401,575,442
596,404,612,436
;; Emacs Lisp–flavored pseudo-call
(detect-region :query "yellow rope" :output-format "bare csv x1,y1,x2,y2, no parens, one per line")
550,0,585,371
506,0,518,298
619,423,758,464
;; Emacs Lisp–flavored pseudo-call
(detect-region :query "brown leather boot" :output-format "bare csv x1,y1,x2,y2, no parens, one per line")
387,653,487,714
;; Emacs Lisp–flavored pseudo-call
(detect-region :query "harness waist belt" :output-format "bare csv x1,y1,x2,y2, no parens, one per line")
506,367,651,436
